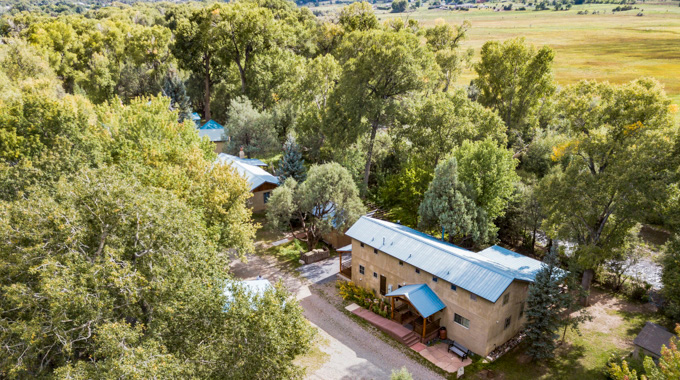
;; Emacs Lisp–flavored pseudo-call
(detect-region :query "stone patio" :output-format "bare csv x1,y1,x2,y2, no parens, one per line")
419,342,472,374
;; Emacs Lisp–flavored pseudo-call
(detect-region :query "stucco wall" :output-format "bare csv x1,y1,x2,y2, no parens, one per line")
350,238,529,356
250,190,272,212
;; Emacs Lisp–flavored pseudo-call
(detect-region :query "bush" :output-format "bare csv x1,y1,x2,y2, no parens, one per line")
392,0,408,12
338,281,392,318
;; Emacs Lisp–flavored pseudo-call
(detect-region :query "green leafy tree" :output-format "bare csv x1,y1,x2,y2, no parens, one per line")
0,168,312,378
419,156,491,246
474,37,555,147
538,78,676,304
662,236,680,322
424,21,473,92
267,163,365,250
338,1,379,32
328,29,436,189
276,134,306,183
391,0,408,12
400,90,507,166
173,4,228,120
225,96,279,158
379,158,433,227
453,138,519,224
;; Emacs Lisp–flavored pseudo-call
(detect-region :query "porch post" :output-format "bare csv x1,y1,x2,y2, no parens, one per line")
422,317,427,339
390,297,394,320
339,251,342,273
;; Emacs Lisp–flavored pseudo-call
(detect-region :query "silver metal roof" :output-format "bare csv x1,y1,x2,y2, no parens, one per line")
385,284,446,318
345,216,544,303
198,128,226,142
216,153,279,191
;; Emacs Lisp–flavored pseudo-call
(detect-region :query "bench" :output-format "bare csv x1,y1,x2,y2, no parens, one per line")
448,341,471,360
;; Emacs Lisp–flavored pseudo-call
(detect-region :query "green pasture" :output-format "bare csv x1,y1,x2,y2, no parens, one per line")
381,2,680,103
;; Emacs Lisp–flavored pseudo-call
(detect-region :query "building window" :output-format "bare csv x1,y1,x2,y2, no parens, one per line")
470,294,477,301
415,268,420,274
454,313,470,329
398,284,402,288
432,276,438,282
373,272,377,278
360,242,364,248
359,265,365,275
451,284,457,291
504,316,512,330
503,293,510,306
399,261,403,266
263,191,271,204
373,248,378,254
519,302,525,318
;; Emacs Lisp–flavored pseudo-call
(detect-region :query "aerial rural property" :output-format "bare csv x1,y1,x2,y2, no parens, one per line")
0,0,679,378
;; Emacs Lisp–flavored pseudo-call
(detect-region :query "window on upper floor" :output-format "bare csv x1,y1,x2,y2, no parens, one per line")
374,248,378,254
454,313,470,329
360,242,365,248
503,293,510,306
519,302,525,318
399,261,403,266
373,272,377,278
504,316,512,330
359,265,365,275
432,276,438,283
451,284,457,291
470,294,477,301
415,268,420,274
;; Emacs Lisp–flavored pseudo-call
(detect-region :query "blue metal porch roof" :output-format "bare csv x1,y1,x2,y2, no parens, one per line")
385,284,446,318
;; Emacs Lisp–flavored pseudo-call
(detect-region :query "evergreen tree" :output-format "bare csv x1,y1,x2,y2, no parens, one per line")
162,69,192,123
277,135,306,183
524,247,564,360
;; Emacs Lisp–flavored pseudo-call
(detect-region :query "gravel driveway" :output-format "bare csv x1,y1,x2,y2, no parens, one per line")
230,254,443,380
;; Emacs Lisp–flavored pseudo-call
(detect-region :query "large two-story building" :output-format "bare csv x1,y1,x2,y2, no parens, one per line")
343,216,544,357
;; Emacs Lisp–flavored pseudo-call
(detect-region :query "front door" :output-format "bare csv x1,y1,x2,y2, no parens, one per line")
380,275,387,295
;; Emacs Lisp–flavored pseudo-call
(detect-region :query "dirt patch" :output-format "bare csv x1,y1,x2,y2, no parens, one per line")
580,289,655,334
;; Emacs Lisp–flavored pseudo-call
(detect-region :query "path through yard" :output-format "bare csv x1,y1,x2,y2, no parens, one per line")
230,253,443,380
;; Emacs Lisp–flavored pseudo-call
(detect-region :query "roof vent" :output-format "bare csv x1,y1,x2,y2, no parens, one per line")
383,237,385,245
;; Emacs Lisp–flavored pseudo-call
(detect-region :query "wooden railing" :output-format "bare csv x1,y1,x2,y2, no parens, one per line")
340,259,352,279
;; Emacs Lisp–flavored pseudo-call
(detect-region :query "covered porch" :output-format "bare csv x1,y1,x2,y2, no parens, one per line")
337,244,352,280
385,284,446,343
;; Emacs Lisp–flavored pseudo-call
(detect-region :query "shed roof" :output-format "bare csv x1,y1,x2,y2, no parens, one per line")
385,284,446,318
198,128,226,142
199,119,224,130
190,112,201,121
337,244,352,253
345,216,544,302
216,153,279,191
634,322,675,357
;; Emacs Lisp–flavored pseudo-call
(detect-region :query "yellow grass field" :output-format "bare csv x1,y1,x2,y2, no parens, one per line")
382,2,680,105
316,2,680,106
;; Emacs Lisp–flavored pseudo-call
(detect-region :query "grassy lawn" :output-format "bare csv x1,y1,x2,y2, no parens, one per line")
462,288,668,379
262,239,308,269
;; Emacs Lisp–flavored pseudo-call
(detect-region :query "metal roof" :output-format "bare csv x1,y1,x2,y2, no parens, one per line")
337,244,352,253
198,128,226,142
216,153,279,191
228,156,268,167
199,119,224,130
345,216,544,303
634,322,675,357
385,284,446,318
190,112,201,121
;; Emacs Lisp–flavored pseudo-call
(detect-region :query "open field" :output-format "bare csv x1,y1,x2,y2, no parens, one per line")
316,2,680,106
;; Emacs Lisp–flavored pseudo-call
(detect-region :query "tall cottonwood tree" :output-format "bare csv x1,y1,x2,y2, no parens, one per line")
539,78,677,304
328,28,436,189
424,21,473,92
474,37,555,147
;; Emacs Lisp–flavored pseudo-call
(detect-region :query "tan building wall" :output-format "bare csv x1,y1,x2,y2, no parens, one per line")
249,182,278,213
323,230,352,249
213,141,225,154
350,238,529,356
